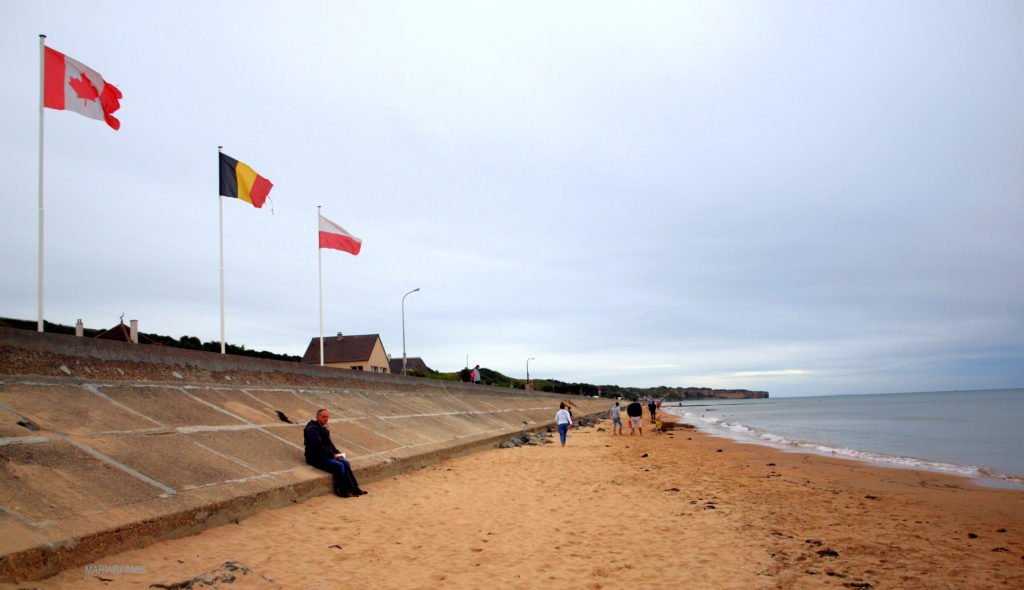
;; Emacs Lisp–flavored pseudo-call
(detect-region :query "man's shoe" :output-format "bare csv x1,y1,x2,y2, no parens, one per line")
355,489,368,496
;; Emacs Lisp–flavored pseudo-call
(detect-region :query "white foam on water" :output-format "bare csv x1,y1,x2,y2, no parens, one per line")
665,407,1024,487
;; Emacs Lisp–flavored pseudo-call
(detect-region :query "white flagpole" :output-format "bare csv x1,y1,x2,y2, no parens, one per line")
317,206,324,366
218,146,226,354
37,34,47,332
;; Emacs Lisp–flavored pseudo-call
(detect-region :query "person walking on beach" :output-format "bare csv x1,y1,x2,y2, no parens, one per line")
647,398,658,424
304,409,366,498
626,398,644,436
609,401,623,435
555,402,573,447
471,364,481,385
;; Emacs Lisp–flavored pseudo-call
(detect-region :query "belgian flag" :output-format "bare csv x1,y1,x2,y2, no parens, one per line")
219,152,273,208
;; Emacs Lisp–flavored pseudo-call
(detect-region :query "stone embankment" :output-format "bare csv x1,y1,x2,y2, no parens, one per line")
0,328,607,582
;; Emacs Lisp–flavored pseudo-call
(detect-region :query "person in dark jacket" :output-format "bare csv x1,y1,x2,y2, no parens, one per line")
626,398,644,436
304,409,366,498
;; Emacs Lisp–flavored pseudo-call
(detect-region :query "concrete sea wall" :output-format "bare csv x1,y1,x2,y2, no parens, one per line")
0,329,608,582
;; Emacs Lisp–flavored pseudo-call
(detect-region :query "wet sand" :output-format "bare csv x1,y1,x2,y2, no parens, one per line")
8,415,1023,589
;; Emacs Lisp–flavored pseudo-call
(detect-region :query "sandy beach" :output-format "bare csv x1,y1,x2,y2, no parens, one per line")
8,414,1022,589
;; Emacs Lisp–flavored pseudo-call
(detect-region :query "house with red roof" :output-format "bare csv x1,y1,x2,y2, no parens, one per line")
95,320,158,344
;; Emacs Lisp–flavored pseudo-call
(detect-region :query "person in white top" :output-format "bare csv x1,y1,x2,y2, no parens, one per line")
555,402,573,447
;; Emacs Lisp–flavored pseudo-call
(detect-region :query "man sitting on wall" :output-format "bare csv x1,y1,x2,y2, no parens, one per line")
304,408,366,498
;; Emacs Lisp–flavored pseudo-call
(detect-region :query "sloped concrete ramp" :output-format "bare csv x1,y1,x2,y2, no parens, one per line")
0,329,608,582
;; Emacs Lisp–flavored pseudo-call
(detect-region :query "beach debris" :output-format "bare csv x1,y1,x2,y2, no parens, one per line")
664,487,680,492
864,495,879,500
497,432,550,448
573,415,601,428
767,463,776,467
805,539,823,546
843,583,873,589
17,418,40,431
992,547,1009,552
817,548,839,558
996,528,1006,532
716,449,723,452
967,533,978,539
275,410,294,424
148,561,275,589
329,544,342,550
641,453,649,458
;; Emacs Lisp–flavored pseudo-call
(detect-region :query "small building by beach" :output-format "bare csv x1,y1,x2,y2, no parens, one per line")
300,333,391,373
95,320,159,344
388,356,433,376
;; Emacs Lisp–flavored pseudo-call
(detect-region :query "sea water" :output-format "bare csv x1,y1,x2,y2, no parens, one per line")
664,388,1024,487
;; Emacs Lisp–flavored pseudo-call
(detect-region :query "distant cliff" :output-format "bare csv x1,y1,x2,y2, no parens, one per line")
662,387,768,400
474,376,770,400
616,386,769,400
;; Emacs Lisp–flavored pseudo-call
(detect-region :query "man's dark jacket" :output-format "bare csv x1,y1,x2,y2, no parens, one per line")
626,401,643,417
304,420,340,464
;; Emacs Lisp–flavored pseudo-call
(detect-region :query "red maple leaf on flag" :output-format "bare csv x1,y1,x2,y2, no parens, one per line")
68,73,99,104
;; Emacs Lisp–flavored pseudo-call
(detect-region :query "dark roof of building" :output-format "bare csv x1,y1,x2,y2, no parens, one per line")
389,356,432,375
301,334,384,364
94,322,158,344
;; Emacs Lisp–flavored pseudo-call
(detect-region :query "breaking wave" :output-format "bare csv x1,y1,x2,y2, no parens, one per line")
664,406,1024,487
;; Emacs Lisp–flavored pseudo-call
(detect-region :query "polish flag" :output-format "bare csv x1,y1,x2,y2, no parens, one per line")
319,214,362,255
43,46,122,130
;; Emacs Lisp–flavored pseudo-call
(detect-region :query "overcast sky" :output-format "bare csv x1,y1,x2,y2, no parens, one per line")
1,1,1021,397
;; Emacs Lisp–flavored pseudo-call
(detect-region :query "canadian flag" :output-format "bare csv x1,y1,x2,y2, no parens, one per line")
319,214,362,256
43,46,122,130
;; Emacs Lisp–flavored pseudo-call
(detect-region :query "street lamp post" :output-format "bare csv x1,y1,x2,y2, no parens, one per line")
526,357,535,389
401,288,420,375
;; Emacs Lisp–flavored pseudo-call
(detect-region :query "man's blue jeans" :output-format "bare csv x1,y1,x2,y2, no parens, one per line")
309,457,359,496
